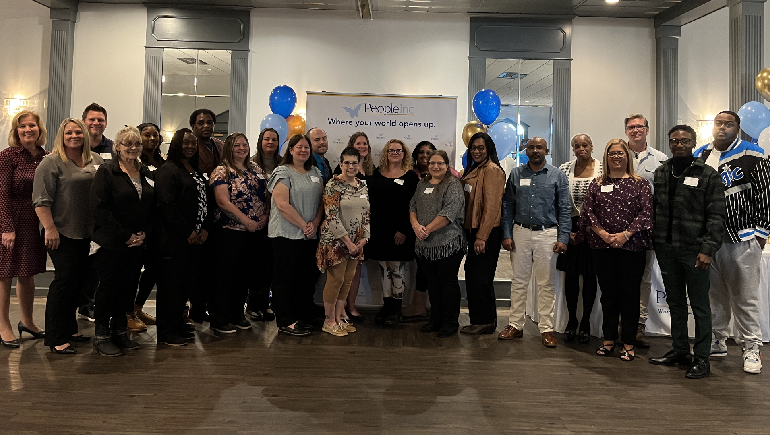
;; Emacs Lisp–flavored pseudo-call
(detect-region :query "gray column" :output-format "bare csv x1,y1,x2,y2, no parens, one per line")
143,48,163,126
728,0,765,118
656,25,680,154
552,60,571,166
467,57,485,122
46,8,77,150
229,50,249,135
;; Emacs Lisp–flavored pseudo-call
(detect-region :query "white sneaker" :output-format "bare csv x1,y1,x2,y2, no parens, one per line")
742,343,762,374
710,338,728,357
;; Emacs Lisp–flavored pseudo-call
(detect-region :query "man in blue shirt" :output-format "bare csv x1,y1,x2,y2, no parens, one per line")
498,137,571,348
308,127,332,184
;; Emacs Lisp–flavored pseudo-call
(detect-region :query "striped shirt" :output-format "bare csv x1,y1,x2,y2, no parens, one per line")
694,137,770,243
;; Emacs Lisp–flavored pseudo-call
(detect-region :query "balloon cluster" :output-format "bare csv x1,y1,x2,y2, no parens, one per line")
259,85,304,153
461,89,519,169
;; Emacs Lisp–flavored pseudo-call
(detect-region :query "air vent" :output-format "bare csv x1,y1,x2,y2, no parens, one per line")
177,57,209,65
497,72,528,80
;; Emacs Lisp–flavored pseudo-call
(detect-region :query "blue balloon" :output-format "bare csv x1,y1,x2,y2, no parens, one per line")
461,150,468,170
472,89,501,125
488,122,517,160
737,101,770,139
269,85,297,118
260,114,289,147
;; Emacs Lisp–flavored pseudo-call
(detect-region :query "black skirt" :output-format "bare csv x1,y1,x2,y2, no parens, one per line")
556,216,595,276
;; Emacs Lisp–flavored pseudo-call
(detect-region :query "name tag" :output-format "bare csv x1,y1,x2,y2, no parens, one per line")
92,164,100,171
310,176,321,183
394,179,404,185
520,179,531,186
256,173,265,180
601,185,614,193
100,153,112,160
424,187,434,194
203,173,209,180
683,177,698,187
146,178,155,187
360,194,367,199
464,184,472,193
148,165,157,171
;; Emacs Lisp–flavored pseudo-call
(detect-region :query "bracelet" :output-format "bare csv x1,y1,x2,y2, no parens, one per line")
622,231,630,241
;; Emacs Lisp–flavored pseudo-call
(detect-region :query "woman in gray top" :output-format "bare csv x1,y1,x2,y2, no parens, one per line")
33,118,104,354
409,150,466,338
267,134,324,336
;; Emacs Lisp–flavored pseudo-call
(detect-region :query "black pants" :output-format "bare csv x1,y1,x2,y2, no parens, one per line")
45,235,91,347
464,227,502,325
418,249,464,329
136,244,160,307
94,248,143,336
157,245,201,338
271,237,320,328
78,252,100,311
247,230,273,312
656,243,712,359
564,270,598,333
189,230,215,319
593,248,646,345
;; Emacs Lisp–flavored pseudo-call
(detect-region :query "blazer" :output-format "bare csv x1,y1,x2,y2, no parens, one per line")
197,137,224,176
154,161,213,253
461,160,506,241
91,159,155,251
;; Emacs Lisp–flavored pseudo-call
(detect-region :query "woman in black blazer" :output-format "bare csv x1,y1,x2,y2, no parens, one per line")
154,128,212,346
90,126,155,356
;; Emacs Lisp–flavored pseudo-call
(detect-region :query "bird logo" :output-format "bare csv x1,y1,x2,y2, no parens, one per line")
343,103,363,118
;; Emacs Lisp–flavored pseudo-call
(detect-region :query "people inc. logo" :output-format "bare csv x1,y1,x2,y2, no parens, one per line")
343,104,363,118
343,102,415,119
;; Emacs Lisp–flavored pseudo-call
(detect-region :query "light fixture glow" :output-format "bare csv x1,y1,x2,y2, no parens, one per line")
162,75,165,83
606,0,620,3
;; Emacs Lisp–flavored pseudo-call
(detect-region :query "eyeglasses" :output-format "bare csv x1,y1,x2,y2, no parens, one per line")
387,149,403,154
625,125,647,131
607,151,626,157
120,142,141,149
428,161,447,166
341,161,359,167
714,120,736,128
470,146,486,152
668,138,693,146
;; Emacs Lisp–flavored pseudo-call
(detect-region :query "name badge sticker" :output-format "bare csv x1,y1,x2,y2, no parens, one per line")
100,153,112,160
394,179,404,185
360,194,367,199
683,177,699,187
520,179,532,186
424,187,434,194
601,185,614,193
256,173,266,180
310,176,321,183
148,165,157,172
464,184,472,193
146,178,155,187
203,173,209,180
92,164,100,171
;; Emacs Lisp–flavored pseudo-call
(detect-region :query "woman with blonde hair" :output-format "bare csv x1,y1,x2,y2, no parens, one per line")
33,118,104,354
0,110,48,348
90,126,155,356
367,139,419,325
578,139,653,362
209,133,271,333
333,131,375,179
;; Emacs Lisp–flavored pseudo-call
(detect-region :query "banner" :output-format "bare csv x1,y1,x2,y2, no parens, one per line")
306,92,457,169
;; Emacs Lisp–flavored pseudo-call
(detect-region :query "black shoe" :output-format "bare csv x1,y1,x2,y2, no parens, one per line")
18,322,45,339
69,334,91,343
245,305,264,321
50,345,77,354
437,327,457,338
94,338,123,356
278,324,311,336
375,297,394,324
400,314,429,323
345,308,365,323
2,338,20,348
262,308,276,322
685,358,710,379
383,312,401,326
563,329,576,343
178,330,196,341
578,331,590,344
460,323,496,335
189,311,209,324
77,306,95,322
158,334,189,346
420,322,441,333
297,318,323,331
649,349,694,366
234,318,252,330
211,323,237,334
111,334,139,350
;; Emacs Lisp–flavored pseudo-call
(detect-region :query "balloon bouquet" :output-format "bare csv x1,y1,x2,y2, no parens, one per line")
733,69,770,154
259,85,305,154
461,89,518,171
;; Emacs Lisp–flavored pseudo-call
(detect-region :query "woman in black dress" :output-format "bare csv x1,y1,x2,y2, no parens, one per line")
367,140,419,325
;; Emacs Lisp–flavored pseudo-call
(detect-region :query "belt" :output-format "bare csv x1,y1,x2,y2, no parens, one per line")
514,222,557,231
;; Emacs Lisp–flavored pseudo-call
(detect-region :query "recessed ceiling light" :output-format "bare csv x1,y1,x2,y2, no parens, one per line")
606,0,619,3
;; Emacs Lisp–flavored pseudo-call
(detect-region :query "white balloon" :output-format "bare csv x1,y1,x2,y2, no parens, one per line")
759,126,770,156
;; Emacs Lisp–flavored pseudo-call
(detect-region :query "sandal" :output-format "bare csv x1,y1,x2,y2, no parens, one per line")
620,345,635,362
596,342,616,356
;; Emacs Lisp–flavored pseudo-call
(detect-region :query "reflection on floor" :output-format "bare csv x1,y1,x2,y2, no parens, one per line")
1,298,768,434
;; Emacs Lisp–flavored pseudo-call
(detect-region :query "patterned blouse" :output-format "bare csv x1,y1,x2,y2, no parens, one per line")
192,172,208,233
210,164,268,231
558,158,602,218
316,175,371,272
578,176,653,251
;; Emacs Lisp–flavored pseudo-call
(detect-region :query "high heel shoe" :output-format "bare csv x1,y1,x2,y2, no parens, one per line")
50,345,77,354
2,338,20,349
18,322,45,339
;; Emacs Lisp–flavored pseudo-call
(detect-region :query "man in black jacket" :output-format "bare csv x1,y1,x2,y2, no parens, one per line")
649,125,725,379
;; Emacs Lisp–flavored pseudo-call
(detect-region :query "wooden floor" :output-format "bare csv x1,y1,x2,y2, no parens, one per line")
2,298,769,434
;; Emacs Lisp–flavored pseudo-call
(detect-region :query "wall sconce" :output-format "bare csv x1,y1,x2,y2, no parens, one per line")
3,96,29,118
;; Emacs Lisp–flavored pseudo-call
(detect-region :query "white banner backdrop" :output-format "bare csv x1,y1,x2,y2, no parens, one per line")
306,92,457,169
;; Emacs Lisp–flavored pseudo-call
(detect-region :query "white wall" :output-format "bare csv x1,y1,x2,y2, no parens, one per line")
571,17,656,157
248,9,470,164
0,0,50,149
678,7,729,130
71,3,146,141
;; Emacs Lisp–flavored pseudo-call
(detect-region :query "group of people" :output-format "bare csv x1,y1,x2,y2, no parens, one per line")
0,105,767,379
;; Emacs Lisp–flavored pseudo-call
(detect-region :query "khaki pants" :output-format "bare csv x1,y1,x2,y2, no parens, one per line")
322,259,360,305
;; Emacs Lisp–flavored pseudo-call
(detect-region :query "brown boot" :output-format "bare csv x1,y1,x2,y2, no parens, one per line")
134,304,156,325
635,323,650,348
126,313,147,333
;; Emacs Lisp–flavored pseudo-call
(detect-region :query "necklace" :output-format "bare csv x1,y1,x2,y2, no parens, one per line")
671,160,696,179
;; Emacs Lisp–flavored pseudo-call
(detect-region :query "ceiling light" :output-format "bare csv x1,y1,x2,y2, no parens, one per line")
606,0,619,3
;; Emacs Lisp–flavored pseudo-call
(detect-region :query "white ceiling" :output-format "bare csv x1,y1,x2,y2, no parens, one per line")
486,59,553,106
162,49,232,76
